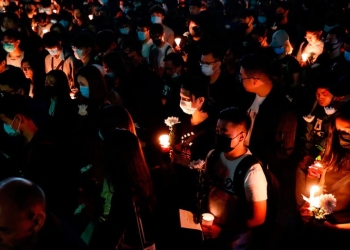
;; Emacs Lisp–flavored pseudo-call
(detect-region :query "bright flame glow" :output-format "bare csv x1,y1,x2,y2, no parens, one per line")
310,185,320,207
43,29,48,34
301,53,309,62
88,14,93,20
202,213,214,226
159,134,170,148
175,38,181,46
53,9,57,13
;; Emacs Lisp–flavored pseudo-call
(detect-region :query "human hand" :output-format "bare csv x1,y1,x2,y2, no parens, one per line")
307,161,323,179
300,202,312,223
202,223,221,239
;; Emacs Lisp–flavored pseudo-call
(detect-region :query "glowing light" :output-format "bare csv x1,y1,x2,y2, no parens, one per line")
159,134,170,152
88,14,93,20
175,38,181,46
201,213,214,226
301,53,309,62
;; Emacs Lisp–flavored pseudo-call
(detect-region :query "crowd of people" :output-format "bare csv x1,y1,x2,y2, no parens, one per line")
1,0,350,249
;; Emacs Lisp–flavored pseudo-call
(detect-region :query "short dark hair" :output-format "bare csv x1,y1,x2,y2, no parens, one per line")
163,52,184,67
150,23,164,35
3,28,21,41
137,19,152,30
3,11,19,24
239,53,271,78
218,107,251,132
0,67,30,94
0,94,33,119
149,5,165,16
328,25,347,43
189,0,201,7
201,44,224,61
73,31,95,49
43,31,62,47
181,76,211,113
121,37,142,56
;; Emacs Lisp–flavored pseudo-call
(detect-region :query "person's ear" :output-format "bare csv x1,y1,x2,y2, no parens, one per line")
32,211,46,232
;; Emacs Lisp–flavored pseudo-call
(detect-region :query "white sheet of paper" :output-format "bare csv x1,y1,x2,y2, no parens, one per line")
179,209,202,231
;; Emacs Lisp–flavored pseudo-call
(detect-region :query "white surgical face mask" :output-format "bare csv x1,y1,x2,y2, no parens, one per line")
151,15,162,24
119,27,130,35
344,51,350,62
137,31,147,41
201,64,214,76
180,100,197,115
74,49,84,60
47,48,58,56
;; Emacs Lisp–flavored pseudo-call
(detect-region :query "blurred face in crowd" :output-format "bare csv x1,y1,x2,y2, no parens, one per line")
2,35,20,53
0,196,45,250
239,67,262,93
164,60,180,77
21,62,33,80
316,88,333,107
73,9,84,26
189,5,200,15
305,31,321,45
2,17,17,30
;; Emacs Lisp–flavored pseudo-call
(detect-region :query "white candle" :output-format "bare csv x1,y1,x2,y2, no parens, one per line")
88,14,93,20
53,9,57,13
159,134,170,152
309,185,319,207
202,213,214,226
301,53,309,62
43,29,48,34
175,38,181,46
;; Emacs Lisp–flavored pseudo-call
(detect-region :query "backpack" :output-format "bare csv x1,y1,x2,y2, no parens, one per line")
206,149,280,248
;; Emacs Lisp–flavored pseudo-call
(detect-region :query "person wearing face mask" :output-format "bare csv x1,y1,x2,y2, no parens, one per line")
171,78,216,212
161,52,186,118
269,30,301,94
149,23,174,76
313,26,347,79
2,29,25,69
200,45,237,113
72,31,98,70
149,5,174,46
298,100,350,249
35,13,53,38
233,9,255,51
43,31,76,91
202,107,268,250
296,23,324,66
270,2,297,50
136,19,153,62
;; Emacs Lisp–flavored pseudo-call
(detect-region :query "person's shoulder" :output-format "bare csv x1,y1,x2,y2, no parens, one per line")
163,24,174,33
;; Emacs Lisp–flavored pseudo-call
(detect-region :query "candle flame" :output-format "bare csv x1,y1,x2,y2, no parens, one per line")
159,134,170,147
175,38,181,46
301,53,309,62
88,14,93,20
310,185,319,193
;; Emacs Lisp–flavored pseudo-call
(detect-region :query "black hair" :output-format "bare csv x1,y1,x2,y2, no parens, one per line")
328,25,348,43
252,24,268,37
2,11,19,25
239,53,271,78
181,76,211,113
163,52,184,67
95,29,115,53
73,31,95,49
0,94,33,119
137,19,152,30
121,37,142,56
189,0,201,7
201,43,224,61
149,5,165,16
2,28,21,41
0,67,30,94
218,107,251,132
150,23,164,35
43,31,62,47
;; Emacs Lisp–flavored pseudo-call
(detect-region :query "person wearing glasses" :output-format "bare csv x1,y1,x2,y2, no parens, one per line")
239,54,298,178
2,29,25,69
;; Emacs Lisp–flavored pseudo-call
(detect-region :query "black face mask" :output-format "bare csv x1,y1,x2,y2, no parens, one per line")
275,13,284,22
215,132,242,153
191,26,202,37
153,39,162,46
339,131,350,149
324,41,339,52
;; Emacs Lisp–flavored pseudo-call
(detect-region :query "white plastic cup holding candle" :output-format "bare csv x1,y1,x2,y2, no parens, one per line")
175,38,181,46
159,134,170,152
53,9,57,13
88,14,93,20
301,53,309,62
201,213,214,226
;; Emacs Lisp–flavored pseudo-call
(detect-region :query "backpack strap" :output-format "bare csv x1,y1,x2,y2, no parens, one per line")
233,155,261,198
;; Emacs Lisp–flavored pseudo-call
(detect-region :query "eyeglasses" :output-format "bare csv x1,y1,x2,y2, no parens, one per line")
238,74,259,82
199,61,217,66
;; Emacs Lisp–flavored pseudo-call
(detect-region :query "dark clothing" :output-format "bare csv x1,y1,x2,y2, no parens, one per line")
272,54,301,92
37,213,89,250
243,86,298,174
160,74,184,119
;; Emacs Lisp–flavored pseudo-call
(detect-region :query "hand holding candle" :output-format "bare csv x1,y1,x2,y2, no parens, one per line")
309,185,319,207
175,38,181,46
88,14,93,20
301,53,309,62
201,213,214,226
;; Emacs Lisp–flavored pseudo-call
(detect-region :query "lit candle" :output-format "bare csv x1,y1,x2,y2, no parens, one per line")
201,213,214,226
43,29,48,34
301,53,309,62
175,38,181,46
159,134,170,152
53,9,57,13
309,185,319,207
88,14,93,20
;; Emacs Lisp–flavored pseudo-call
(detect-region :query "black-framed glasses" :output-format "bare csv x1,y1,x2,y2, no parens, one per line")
238,74,259,82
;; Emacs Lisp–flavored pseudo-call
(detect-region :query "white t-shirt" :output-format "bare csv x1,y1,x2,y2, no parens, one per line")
141,39,153,62
244,94,266,146
206,149,267,249
156,42,174,68
6,51,24,68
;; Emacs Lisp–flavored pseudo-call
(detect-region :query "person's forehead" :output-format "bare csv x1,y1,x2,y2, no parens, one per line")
201,53,214,61
327,34,337,40
164,60,175,67
316,88,331,95
180,88,191,97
